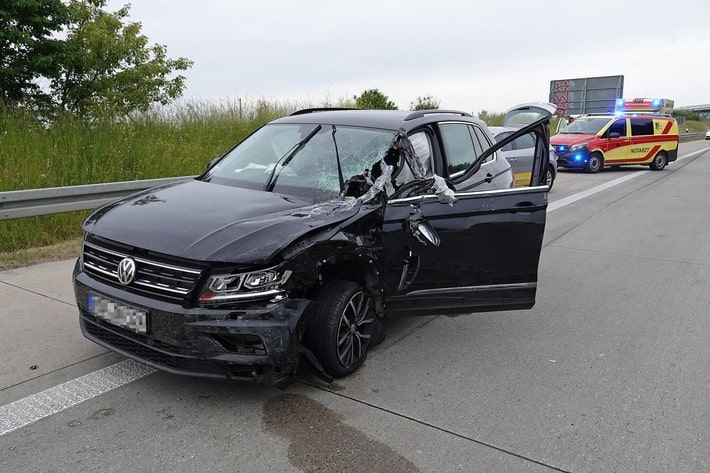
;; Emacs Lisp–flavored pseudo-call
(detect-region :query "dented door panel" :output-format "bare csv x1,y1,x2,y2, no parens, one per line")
382,185,548,316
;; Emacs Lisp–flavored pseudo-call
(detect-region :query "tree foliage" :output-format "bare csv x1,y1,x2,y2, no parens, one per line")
0,0,68,106
409,95,440,111
1,0,192,119
51,0,193,119
672,109,701,122
353,89,397,110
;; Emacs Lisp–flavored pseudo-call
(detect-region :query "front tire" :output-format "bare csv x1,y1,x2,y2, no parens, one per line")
649,151,667,171
586,152,603,173
307,280,375,377
546,166,555,190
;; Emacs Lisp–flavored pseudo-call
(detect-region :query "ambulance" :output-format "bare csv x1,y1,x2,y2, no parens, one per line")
551,98,679,173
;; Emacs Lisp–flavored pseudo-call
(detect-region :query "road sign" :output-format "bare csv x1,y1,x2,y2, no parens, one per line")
549,75,624,116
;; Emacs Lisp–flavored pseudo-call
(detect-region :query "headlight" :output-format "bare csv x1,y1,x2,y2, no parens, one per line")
570,142,588,152
199,267,292,303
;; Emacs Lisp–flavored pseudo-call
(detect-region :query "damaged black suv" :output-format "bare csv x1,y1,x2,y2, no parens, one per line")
73,104,556,385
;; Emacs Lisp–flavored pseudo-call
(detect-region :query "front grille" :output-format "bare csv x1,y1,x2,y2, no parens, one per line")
82,239,203,300
84,319,226,376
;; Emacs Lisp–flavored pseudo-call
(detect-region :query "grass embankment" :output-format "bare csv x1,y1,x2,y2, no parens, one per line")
0,100,302,265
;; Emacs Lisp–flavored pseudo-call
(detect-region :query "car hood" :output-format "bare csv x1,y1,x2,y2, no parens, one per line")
83,179,368,264
550,133,597,147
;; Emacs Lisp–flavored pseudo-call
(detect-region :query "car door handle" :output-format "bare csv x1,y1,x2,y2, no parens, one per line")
513,201,535,215
484,173,494,183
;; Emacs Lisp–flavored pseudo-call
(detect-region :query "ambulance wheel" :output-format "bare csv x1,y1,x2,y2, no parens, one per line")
649,152,667,171
586,152,603,173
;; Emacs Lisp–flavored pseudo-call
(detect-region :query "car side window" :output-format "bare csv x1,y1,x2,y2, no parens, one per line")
497,131,514,152
440,123,483,176
512,133,535,151
471,126,493,163
607,119,627,137
630,118,654,136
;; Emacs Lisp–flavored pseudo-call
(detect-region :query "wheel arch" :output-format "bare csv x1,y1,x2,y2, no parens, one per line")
282,240,385,317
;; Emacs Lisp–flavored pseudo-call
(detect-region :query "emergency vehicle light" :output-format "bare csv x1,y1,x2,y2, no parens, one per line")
614,97,673,114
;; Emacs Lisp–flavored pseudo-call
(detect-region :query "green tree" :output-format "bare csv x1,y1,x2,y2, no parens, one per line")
353,89,397,110
52,0,193,119
0,0,68,107
409,95,440,111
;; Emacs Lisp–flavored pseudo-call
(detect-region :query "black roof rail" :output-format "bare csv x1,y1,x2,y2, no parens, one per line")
289,107,360,116
404,109,472,121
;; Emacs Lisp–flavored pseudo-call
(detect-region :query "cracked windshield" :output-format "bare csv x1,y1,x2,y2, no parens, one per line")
204,124,396,202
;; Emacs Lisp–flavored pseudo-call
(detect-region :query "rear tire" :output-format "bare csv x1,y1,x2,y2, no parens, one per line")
307,280,375,377
586,152,603,173
649,151,667,171
546,166,555,190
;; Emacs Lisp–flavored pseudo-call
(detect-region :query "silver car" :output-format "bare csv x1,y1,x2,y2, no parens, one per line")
490,126,558,190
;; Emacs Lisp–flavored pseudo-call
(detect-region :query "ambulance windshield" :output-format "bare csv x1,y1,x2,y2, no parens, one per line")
560,117,611,135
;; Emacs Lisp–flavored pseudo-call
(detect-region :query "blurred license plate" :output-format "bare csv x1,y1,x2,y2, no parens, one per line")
88,292,148,334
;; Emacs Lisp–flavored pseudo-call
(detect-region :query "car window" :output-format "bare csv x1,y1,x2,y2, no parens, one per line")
512,133,535,150
606,119,627,137
503,103,557,127
206,123,395,202
630,118,654,136
495,131,514,152
440,123,482,176
471,126,494,163
561,117,610,135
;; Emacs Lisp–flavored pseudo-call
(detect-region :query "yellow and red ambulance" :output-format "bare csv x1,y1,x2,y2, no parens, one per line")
551,98,679,173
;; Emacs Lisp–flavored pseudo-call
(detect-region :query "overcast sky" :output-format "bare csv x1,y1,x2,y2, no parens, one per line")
107,0,709,114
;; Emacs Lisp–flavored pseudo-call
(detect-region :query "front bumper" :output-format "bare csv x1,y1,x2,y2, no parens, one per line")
556,149,591,169
74,263,312,384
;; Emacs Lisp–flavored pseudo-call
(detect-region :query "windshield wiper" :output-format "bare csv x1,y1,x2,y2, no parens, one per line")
265,124,322,191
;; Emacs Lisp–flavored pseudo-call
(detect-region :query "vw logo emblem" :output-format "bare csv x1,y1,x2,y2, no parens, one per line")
117,258,136,286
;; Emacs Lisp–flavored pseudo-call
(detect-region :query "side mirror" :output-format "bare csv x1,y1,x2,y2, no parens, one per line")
608,132,620,139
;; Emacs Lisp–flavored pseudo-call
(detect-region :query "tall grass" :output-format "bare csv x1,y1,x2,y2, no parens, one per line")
0,98,311,252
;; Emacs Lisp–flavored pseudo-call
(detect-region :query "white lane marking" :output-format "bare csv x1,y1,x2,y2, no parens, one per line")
1,146,709,437
0,360,154,436
548,147,710,213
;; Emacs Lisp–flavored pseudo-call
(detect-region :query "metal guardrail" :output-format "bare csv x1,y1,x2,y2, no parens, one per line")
0,176,194,221
679,132,706,143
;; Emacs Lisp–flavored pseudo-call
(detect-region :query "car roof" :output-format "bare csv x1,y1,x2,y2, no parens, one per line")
270,109,487,132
